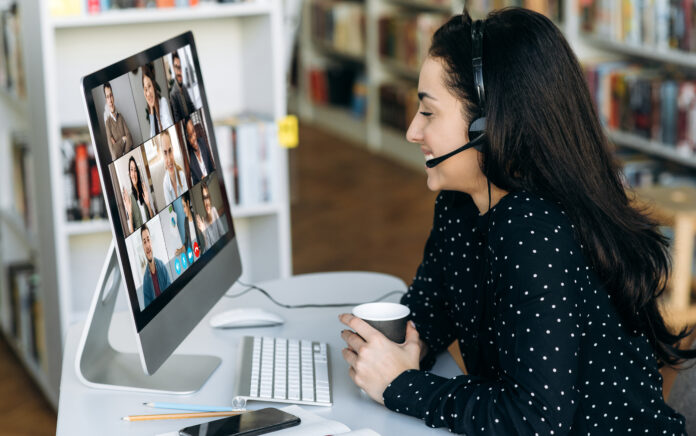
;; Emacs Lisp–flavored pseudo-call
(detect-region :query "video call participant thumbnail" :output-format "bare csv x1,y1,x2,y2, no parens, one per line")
140,222,172,308
193,175,228,249
160,194,205,278
141,62,173,138
115,149,156,235
92,74,143,163
159,129,189,205
103,82,135,161
181,192,206,258
169,50,196,123
186,113,215,185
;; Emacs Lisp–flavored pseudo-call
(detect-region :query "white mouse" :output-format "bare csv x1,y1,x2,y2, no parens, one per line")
209,308,284,329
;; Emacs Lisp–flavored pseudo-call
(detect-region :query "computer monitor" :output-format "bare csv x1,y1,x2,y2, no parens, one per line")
76,32,242,392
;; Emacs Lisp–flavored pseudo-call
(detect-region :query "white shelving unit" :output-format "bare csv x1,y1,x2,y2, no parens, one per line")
6,0,292,407
294,0,485,171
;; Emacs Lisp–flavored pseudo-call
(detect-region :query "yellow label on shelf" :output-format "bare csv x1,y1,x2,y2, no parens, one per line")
277,115,299,149
49,0,82,16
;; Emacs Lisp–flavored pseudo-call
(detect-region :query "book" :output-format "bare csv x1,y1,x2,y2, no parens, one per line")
581,0,696,51
61,127,108,222
311,0,366,58
582,60,696,153
10,134,31,228
156,405,381,436
214,115,280,208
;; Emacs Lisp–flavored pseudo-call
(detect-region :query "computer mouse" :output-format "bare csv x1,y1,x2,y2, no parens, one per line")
209,308,284,329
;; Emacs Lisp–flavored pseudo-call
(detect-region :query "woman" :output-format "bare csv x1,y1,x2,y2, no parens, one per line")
142,64,173,138
122,156,154,234
195,181,224,248
182,193,206,256
339,9,696,434
160,130,188,205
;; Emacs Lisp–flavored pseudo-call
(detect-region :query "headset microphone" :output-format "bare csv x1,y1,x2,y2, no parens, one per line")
425,132,485,168
425,19,487,169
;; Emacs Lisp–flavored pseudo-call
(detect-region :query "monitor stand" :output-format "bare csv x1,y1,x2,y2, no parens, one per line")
74,240,221,394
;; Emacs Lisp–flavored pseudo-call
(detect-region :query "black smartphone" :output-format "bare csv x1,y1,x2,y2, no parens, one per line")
178,408,300,436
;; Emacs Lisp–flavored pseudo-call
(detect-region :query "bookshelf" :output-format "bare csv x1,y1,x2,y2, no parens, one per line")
575,0,696,172
293,0,467,170
0,0,292,408
293,0,566,169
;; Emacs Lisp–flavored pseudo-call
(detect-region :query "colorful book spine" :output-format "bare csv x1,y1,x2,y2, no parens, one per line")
583,60,696,155
86,0,100,14
213,116,280,207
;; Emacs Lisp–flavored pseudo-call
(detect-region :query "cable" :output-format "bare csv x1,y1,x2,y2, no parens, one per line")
225,280,406,309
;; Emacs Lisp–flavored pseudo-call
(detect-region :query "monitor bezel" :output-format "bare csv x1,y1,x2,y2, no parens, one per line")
81,31,238,333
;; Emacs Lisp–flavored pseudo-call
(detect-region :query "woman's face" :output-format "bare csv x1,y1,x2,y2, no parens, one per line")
406,57,486,193
129,160,138,187
143,74,155,109
202,186,211,216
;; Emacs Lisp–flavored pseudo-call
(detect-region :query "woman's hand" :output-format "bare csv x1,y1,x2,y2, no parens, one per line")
143,187,153,216
196,215,205,232
122,187,131,212
339,313,421,405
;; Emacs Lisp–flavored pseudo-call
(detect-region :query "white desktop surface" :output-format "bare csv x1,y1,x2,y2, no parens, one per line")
56,272,458,435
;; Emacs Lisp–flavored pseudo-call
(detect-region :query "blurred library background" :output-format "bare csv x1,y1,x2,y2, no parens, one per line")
2,0,696,433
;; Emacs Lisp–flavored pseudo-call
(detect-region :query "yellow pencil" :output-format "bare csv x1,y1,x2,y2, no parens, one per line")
122,410,245,422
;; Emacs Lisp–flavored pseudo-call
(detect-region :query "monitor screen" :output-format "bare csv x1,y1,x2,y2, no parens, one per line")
82,32,236,332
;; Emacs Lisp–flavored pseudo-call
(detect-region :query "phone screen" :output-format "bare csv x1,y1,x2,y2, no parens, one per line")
178,408,300,436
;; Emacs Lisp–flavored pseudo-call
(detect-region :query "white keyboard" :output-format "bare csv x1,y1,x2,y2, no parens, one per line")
236,336,332,406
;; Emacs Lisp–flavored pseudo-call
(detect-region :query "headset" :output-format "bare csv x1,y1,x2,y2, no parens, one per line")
426,19,487,168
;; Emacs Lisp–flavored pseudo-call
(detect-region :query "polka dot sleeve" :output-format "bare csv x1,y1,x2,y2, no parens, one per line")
401,192,480,369
383,201,583,434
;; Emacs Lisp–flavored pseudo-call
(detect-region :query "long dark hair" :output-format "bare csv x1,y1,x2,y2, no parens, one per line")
429,8,695,366
128,156,146,206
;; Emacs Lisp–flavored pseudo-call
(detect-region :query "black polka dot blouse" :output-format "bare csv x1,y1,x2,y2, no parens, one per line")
382,190,687,435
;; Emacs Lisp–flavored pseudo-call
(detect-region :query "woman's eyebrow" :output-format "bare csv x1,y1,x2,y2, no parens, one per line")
417,91,437,102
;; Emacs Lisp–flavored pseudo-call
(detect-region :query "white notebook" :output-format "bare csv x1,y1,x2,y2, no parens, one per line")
156,405,381,436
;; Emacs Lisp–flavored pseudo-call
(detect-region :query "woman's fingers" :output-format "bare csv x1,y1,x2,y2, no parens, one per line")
342,347,358,367
341,329,365,353
338,313,380,342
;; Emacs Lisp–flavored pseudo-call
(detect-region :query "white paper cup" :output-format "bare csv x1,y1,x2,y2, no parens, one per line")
352,302,410,343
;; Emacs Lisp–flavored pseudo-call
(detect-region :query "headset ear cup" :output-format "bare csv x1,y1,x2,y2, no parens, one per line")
468,115,487,151
468,116,487,150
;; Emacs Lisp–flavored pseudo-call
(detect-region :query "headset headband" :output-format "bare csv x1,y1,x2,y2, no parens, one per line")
471,20,486,112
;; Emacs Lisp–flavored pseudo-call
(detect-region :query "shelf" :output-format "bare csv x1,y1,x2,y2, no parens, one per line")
50,0,273,29
380,57,419,81
64,219,111,236
580,33,696,69
383,0,453,12
312,38,366,64
0,209,37,251
61,205,281,235
232,202,282,218
606,129,696,169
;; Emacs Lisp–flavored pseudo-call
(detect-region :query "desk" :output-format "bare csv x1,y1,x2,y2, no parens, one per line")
634,186,696,327
56,272,458,435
